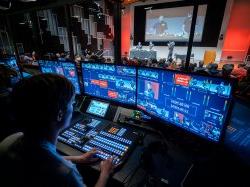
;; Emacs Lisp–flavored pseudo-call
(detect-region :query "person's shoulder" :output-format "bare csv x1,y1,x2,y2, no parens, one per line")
66,165,85,187
49,159,85,187
0,132,24,155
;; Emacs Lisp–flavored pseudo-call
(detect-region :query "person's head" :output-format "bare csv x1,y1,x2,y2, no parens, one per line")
106,58,112,63
11,74,75,138
56,53,60,58
222,64,234,77
60,52,65,56
0,64,18,90
188,63,196,72
151,59,157,64
238,63,245,68
146,82,152,90
159,16,164,22
210,63,218,70
198,61,204,68
75,55,81,62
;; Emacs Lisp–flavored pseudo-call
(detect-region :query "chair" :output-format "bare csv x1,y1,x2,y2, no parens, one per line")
203,50,216,65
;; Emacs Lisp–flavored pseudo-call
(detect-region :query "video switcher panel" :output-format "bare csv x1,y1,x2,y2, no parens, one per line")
58,117,138,165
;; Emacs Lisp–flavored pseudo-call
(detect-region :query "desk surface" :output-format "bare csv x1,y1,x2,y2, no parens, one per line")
57,112,193,187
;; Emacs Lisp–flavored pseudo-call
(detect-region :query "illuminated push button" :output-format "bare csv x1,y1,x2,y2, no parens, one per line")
118,150,123,155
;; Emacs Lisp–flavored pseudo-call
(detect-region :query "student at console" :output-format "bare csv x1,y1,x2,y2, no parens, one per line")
0,74,115,187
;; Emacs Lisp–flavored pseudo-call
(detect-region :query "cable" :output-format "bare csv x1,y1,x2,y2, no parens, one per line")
181,164,194,187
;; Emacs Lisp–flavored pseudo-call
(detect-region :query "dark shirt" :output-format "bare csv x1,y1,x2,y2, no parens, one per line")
0,133,86,187
0,89,16,141
154,21,168,35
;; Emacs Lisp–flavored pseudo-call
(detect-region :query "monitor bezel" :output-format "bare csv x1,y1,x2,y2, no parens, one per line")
86,99,110,118
38,59,82,95
136,66,236,143
80,61,138,109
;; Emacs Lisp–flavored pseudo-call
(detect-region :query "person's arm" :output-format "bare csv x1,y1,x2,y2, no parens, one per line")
64,149,99,164
95,157,115,187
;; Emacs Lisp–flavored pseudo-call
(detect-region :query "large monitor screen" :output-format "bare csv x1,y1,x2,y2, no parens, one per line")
82,63,136,105
145,5,207,42
39,60,80,94
86,100,110,117
137,67,232,142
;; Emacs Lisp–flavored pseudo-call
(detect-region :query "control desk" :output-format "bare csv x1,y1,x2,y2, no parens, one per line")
57,98,139,165
57,96,248,187
56,97,196,187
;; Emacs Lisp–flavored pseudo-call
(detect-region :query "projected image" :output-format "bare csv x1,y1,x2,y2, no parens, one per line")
145,5,207,42
82,63,136,105
137,68,232,142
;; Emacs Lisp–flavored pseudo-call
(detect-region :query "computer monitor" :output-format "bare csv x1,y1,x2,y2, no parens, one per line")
86,100,110,117
224,99,250,164
137,67,233,142
0,57,22,80
39,60,80,94
82,63,136,105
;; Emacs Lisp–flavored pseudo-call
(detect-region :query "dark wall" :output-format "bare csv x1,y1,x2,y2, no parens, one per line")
4,1,115,57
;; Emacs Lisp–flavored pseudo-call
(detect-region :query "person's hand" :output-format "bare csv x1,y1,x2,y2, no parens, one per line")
100,157,115,179
95,157,116,187
64,148,99,164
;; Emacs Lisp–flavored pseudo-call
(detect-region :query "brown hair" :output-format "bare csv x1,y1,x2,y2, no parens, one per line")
11,73,75,132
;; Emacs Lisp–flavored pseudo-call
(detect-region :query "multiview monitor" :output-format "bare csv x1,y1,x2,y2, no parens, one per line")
82,63,136,105
137,67,233,142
